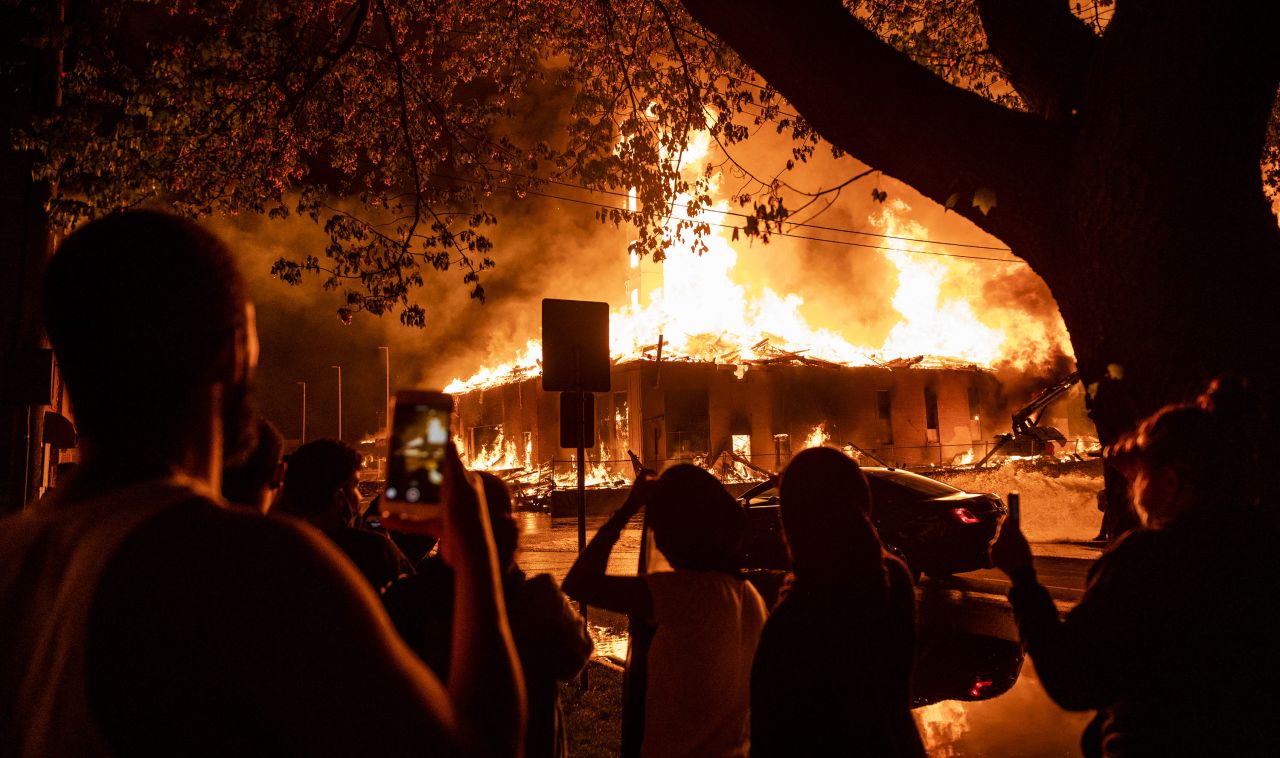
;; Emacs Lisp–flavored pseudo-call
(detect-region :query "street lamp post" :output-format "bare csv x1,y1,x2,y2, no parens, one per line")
378,346,390,443
297,381,307,443
332,365,343,442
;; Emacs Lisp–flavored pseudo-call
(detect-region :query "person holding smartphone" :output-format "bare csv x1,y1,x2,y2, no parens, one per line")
990,377,1278,757
385,471,592,758
0,212,524,757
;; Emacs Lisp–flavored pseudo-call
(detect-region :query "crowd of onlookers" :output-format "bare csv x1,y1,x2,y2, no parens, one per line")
2,210,1278,757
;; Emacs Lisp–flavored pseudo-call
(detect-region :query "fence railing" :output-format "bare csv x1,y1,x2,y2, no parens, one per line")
540,442,990,485
495,436,1097,496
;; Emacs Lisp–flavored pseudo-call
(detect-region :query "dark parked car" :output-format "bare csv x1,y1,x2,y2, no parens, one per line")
738,467,1006,581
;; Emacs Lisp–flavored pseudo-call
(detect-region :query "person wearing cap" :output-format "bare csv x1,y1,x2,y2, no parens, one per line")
990,377,1279,757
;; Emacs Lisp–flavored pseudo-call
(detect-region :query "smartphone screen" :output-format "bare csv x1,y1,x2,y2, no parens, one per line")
383,390,452,518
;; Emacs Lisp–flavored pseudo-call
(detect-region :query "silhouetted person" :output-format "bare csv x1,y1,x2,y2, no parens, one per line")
564,464,767,758
221,417,285,513
1092,488,1109,541
385,471,592,758
273,439,413,592
992,377,1279,757
1094,473,1140,542
750,446,926,758
0,211,523,756
363,493,439,566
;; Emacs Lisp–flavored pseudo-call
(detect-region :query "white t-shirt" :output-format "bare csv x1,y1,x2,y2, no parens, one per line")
640,570,768,758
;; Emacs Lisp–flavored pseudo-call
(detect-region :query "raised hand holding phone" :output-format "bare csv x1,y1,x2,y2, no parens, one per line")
991,490,1033,576
382,389,452,524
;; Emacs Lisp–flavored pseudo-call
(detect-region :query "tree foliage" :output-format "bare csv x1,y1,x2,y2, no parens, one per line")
8,0,1279,330
9,0,815,325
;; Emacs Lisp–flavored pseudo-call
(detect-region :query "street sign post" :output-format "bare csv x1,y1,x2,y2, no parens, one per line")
542,299,610,690
559,392,596,448
542,298,611,555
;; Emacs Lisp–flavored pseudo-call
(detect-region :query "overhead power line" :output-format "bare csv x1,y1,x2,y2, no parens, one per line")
472,179,1026,265
427,170,1019,259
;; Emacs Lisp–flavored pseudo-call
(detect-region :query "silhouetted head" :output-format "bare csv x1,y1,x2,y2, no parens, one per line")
223,418,285,512
779,446,885,584
42,211,257,468
277,439,363,528
476,471,519,571
646,464,745,573
1107,376,1261,526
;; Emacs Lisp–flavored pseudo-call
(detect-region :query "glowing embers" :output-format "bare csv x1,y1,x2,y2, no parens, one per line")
803,422,831,449
466,426,524,471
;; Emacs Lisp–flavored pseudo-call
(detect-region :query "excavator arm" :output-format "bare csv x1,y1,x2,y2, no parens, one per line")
1011,371,1080,436
976,371,1079,467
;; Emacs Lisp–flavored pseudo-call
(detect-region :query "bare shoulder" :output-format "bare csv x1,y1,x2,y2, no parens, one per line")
522,571,569,598
107,498,383,626
92,500,460,755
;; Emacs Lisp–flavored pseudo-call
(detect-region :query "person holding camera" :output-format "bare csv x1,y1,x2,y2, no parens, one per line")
991,378,1279,757
0,212,524,757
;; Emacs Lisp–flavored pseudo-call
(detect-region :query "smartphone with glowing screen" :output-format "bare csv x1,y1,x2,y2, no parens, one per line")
382,390,452,520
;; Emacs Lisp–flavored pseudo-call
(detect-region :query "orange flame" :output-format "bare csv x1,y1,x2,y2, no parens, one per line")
803,422,831,449
445,133,1072,393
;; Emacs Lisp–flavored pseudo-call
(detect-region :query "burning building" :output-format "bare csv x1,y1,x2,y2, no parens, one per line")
441,135,1088,501
454,352,1002,486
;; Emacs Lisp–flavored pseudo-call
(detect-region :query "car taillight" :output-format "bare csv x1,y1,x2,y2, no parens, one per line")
970,679,993,697
951,507,981,524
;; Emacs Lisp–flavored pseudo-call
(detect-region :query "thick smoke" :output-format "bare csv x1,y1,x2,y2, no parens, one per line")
210,76,632,442
212,83,1083,443
213,186,629,443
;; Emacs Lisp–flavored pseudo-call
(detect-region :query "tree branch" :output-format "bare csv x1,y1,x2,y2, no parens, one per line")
680,0,1069,257
977,0,1098,121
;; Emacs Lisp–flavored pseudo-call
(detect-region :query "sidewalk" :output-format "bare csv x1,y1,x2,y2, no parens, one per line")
1031,539,1106,561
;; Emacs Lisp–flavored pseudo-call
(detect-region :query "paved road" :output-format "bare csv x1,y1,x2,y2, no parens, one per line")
516,510,1101,593
515,511,1103,642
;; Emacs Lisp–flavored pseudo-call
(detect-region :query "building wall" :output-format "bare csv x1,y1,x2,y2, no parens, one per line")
455,361,1005,474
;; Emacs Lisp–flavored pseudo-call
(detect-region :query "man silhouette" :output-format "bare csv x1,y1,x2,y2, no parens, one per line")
0,211,523,756
273,438,413,592
222,417,286,513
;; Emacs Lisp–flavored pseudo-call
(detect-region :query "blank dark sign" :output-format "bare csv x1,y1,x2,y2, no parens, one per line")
542,299,610,392
559,392,597,448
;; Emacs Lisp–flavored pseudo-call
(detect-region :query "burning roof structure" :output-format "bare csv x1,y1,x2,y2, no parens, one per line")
455,354,1002,484
437,133,1086,502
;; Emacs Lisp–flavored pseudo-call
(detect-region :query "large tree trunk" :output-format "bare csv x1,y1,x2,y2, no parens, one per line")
1064,3,1280,432
683,0,1280,458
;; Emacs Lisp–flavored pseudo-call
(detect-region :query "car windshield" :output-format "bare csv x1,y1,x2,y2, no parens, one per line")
865,468,961,497
745,486,779,506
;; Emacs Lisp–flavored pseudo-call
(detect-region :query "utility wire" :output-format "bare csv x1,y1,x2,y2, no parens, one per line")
429,170,1017,256
491,180,1025,265
531,173,1012,252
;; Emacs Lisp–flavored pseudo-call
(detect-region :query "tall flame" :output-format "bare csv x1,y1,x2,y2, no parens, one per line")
445,132,1072,394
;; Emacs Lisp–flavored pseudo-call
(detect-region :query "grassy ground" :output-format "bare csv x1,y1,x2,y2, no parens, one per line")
560,659,624,757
